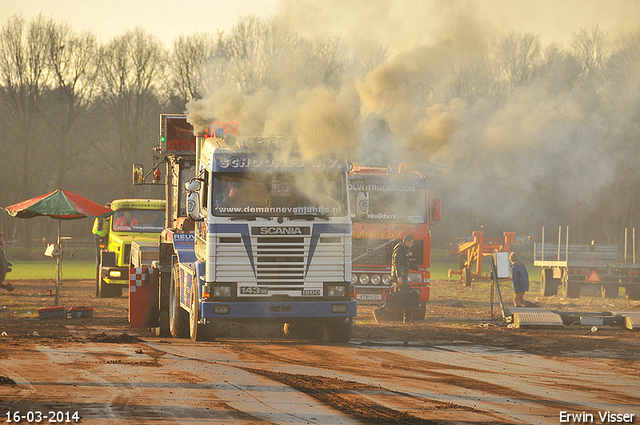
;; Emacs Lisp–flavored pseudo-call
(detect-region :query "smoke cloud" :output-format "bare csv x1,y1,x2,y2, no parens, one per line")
187,0,640,244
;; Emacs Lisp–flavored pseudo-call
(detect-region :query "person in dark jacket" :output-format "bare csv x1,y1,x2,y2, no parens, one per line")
391,235,419,288
509,252,529,307
374,235,424,324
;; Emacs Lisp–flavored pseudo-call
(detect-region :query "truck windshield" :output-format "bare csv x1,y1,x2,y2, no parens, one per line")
111,209,165,232
212,172,348,218
349,178,427,224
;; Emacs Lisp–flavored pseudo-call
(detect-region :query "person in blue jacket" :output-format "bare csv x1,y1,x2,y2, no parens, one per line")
510,252,529,307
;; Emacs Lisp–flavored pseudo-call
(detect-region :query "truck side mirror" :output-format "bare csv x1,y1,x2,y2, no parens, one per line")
133,164,144,185
354,191,369,220
185,179,203,221
431,198,441,222
187,192,202,221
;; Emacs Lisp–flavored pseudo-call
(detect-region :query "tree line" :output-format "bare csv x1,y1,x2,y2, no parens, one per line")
1,14,639,251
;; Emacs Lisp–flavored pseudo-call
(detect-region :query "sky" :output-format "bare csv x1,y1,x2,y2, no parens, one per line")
2,0,639,49
0,0,281,46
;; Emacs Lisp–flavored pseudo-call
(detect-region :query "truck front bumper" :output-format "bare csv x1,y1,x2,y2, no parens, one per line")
201,300,357,319
102,266,130,286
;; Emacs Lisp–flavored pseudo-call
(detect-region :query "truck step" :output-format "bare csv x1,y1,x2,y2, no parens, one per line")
506,307,564,328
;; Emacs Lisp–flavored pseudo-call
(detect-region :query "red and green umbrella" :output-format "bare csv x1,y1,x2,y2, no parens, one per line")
5,189,113,305
6,188,112,220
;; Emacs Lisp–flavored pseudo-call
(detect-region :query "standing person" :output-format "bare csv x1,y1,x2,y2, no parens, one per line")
92,204,111,264
374,234,423,324
391,234,418,290
509,252,529,307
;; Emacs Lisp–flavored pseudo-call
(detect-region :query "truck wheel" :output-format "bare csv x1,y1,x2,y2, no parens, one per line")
169,264,189,338
600,284,619,299
324,318,352,343
155,271,171,337
562,279,581,298
540,268,559,296
189,292,216,342
625,285,640,300
462,267,472,287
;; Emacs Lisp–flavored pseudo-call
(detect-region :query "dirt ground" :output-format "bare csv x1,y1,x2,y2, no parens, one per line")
1,278,639,424
1,277,639,356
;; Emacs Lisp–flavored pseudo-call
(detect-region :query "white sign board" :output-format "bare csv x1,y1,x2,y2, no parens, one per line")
494,252,511,278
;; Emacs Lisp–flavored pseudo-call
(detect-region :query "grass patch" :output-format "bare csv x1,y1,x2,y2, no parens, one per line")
4,257,538,283
7,261,95,280
430,257,539,282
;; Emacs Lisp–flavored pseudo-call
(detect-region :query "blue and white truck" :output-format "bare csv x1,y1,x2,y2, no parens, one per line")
132,116,356,342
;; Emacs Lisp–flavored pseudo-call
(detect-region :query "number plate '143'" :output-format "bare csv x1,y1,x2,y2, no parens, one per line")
240,287,268,294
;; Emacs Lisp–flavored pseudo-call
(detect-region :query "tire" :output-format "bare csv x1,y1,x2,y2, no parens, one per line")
169,264,189,338
155,271,171,337
540,268,559,296
462,267,472,287
324,318,352,343
562,278,581,298
600,284,619,299
625,285,640,301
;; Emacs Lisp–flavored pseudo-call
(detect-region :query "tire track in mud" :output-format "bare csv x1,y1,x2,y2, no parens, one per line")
221,341,621,416
151,341,509,424
238,366,498,425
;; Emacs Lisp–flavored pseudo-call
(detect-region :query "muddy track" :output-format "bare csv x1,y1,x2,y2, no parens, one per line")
148,339,511,425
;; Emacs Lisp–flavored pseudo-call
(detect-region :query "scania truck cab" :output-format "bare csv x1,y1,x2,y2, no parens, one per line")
169,135,356,341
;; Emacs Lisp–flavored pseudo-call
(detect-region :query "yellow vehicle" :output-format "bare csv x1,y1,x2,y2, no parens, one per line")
96,199,165,298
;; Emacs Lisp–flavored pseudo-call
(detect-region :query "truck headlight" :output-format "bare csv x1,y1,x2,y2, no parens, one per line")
408,273,422,283
109,270,122,278
351,274,358,284
213,285,232,297
370,274,381,285
382,274,391,285
358,274,369,285
327,285,346,297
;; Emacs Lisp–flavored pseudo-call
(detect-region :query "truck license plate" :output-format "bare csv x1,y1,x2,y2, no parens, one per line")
302,289,321,296
240,287,268,294
356,293,383,301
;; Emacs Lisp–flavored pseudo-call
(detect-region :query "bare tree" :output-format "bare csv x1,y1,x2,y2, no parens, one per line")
496,32,542,90
223,16,301,94
310,34,345,89
0,15,51,197
170,33,220,102
44,21,101,189
350,43,389,81
571,25,609,83
96,28,167,197
0,15,52,245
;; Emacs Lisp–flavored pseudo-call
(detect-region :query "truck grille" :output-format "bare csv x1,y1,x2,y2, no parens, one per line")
256,235,305,286
352,238,423,267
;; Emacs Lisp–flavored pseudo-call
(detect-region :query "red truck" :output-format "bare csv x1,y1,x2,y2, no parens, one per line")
348,164,441,319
